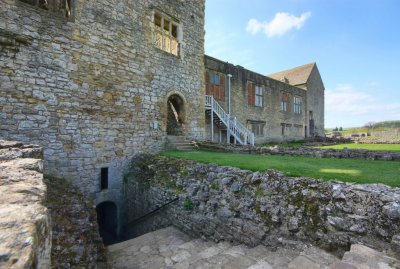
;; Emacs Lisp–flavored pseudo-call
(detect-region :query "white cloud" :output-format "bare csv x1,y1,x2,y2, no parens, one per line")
325,84,400,127
246,12,312,38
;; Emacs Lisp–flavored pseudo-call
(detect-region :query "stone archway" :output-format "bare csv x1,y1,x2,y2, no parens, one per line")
96,201,118,245
166,94,186,135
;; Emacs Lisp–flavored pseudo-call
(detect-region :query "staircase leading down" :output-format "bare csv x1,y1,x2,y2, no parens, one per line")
205,95,255,146
166,136,197,151
106,226,400,269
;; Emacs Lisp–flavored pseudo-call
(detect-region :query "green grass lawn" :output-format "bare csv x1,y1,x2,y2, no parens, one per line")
161,150,400,187
316,143,400,152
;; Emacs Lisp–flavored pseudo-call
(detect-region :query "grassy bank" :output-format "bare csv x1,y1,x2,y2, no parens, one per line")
161,150,400,187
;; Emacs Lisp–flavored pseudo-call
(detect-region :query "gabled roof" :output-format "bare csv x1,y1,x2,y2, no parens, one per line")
267,62,316,86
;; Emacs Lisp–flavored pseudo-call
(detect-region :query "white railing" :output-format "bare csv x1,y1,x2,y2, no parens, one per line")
205,95,255,146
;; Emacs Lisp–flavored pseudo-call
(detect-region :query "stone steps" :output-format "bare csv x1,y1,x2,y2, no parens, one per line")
107,227,400,269
166,136,197,151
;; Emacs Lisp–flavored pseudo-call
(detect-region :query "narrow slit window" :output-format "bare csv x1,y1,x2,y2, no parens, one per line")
101,167,109,190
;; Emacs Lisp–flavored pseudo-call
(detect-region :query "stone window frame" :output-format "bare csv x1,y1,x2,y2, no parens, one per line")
19,0,76,20
255,86,264,107
248,120,265,136
280,91,290,113
293,96,302,114
247,81,264,108
152,10,182,56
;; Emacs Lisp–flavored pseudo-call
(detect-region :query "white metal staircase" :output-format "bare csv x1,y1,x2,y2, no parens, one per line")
205,95,255,146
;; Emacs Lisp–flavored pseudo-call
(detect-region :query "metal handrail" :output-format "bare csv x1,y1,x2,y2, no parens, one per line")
125,197,179,227
205,95,255,145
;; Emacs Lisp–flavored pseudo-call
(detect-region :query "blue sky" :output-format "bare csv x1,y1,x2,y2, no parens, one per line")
204,0,400,128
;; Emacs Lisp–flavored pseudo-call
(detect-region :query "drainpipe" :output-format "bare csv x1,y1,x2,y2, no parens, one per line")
227,74,232,144
227,74,232,115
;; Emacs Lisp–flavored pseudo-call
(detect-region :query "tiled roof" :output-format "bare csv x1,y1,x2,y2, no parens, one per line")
267,62,316,86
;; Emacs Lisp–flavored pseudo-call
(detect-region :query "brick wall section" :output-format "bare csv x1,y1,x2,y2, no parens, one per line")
204,55,307,143
0,0,206,195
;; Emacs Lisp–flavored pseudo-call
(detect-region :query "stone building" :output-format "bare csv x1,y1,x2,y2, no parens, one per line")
0,0,206,237
268,62,325,137
204,55,324,144
0,0,325,241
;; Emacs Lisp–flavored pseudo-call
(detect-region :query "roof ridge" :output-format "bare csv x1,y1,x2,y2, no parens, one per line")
267,62,317,86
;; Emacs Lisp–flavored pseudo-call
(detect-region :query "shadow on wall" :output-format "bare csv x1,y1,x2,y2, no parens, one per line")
96,201,118,245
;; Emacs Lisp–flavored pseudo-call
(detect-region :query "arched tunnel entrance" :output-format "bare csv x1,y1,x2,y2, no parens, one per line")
96,201,118,245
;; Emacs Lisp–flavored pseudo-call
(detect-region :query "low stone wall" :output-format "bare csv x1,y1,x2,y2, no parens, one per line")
199,143,400,161
123,155,400,257
0,140,51,268
357,136,400,144
45,176,108,268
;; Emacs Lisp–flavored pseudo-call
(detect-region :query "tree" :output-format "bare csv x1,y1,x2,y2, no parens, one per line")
339,127,343,131
364,121,376,129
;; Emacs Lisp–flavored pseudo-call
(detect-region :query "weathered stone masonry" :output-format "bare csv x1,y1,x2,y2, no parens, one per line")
123,155,400,257
0,139,108,268
204,55,308,144
0,1,206,199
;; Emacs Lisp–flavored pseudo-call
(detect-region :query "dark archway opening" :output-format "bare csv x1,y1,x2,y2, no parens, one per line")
96,201,118,245
167,94,185,135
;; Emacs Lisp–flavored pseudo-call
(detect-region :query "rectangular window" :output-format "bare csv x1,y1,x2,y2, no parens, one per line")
205,70,225,100
20,0,73,18
255,86,263,107
100,167,109,190
280,92,290,112
294,96,302,114
154,12,179,56
248,121,265,136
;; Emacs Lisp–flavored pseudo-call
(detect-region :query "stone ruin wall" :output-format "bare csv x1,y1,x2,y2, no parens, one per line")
200,142,400,161
0,139,109,268
0,140,51,268
0,0,206,195
123,155,400,258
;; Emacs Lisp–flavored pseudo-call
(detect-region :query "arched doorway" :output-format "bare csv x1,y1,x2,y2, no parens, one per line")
96,201,118,245
167,94,185,135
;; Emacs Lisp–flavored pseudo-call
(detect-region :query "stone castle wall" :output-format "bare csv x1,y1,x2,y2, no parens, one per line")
0,0,206,195
204,55,307,143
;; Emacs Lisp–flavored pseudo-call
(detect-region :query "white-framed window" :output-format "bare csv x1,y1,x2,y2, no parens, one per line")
255,86,263,107
294,96,302,114
153,12,180,56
